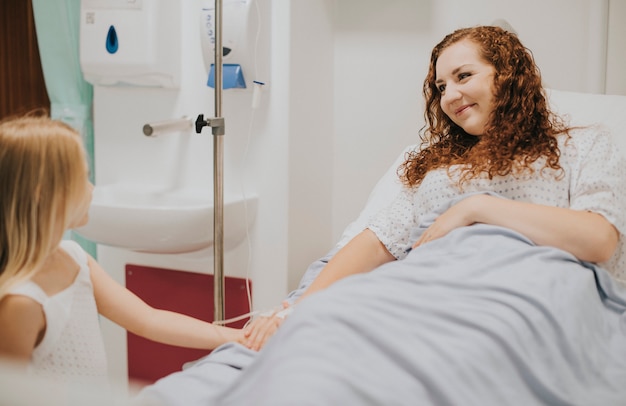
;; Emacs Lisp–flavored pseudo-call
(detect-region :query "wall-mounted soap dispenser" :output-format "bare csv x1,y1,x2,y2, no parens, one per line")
79,0,181,88
200,0,260,90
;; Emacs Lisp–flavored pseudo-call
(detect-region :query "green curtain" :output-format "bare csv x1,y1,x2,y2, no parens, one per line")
32,0,97,258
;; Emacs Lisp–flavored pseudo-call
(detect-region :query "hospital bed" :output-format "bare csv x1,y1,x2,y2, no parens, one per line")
4,89,624,406
131,88,626,406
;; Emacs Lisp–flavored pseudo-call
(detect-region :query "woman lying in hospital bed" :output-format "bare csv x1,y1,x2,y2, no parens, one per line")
135,25,626,406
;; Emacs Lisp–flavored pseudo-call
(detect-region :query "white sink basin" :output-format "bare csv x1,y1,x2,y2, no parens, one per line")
75,183,258,254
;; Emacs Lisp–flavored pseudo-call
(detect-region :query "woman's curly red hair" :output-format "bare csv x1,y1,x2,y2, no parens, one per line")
400,25,569,187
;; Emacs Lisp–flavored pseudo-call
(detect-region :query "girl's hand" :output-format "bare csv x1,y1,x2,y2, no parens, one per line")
412,194,483,248
218,325,247,346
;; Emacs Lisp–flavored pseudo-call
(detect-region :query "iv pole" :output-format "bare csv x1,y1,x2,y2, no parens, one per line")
195,0,226,322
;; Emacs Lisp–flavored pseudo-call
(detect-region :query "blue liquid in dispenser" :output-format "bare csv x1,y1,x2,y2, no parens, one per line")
106,25,119,54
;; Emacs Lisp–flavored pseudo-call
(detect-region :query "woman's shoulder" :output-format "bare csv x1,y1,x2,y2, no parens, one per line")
564,124,614,143
559,124,618,158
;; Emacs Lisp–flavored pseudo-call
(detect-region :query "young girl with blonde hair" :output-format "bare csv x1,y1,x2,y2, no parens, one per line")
0,114,244,386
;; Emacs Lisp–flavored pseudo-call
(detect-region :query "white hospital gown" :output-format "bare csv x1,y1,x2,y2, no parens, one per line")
367,126,626,287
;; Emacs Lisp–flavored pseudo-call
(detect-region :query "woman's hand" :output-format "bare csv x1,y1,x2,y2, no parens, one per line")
414,193,618,263
243,303,290,351
413,194,480,248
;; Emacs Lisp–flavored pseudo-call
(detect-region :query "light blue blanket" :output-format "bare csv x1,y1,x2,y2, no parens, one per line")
137,197,626,406
212,222,626,405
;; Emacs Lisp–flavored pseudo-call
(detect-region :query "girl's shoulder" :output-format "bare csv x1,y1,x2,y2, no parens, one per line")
27,241,91,297
59,240,89,267
4,281,47,304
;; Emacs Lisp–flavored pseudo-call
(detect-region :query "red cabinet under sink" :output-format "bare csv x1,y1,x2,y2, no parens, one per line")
125,264,251,385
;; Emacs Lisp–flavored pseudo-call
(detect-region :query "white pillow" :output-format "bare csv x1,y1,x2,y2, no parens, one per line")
337,89,626,247
546,89,626,155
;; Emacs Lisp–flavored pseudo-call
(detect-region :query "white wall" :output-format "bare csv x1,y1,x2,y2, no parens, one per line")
285,0,335,294
607,0,626,95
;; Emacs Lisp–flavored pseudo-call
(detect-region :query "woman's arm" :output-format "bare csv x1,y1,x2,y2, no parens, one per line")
244,229,395,350
90,256,244,349
414,193,619,263
296,228,395,302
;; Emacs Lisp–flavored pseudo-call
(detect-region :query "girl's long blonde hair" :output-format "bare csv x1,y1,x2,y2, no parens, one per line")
0,114,87,299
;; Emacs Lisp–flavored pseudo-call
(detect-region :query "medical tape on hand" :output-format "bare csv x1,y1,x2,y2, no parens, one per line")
258,305,293,319
274,307,293,319
214,304,293,325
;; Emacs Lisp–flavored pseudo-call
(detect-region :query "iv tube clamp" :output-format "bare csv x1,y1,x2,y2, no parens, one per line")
195,114,225,136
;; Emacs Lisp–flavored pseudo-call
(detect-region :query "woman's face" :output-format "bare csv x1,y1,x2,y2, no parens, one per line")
435,39,496,136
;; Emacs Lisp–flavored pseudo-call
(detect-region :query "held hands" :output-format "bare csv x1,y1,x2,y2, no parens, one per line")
221,326,248,347
243,301,292,351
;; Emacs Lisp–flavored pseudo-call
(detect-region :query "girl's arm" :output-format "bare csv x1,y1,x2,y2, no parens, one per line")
89,256,244,349
244,229,395,351
414,193,619,263
0,295,45,364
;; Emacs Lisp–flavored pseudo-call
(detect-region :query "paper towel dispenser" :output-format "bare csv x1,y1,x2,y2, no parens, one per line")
79,0,181,88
